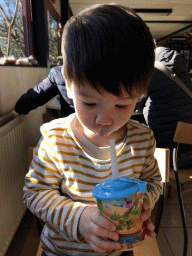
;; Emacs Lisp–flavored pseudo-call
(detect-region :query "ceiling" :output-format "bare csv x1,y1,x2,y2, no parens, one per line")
69,0,192,45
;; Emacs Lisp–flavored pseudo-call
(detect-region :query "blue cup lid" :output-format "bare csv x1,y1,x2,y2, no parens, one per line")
92,176,147,200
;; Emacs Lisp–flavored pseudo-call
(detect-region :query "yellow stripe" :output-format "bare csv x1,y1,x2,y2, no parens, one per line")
34,190,54,214
60,159,111,172
24,184,48,192
125,138,151,145
29,190,43,209
118,155,145,165
127,131,150,138
25,176,60,186
33,159,60,176
64,168,111,179
46,223,59,234
57,200,71,233
62,188,96,203
55,150,109,166
49,134,74,141
66,177,98,186
154,182,163,191
42,234,64,255
70,204,84,238
72,196,96,204
120,146,148,157
147,143,155,151
40,239,61,255
36,151,54,165
39,138,52,152
39,144,108,170
53,141,81,150
48,233,68,241
63,203,74,237
66,184,93,193
147,168,162,179
57,245,94,253
143,165,159,178
45,197,57,222
29,164,56,178
39,192,56,219
51,197,69,225
118,163,143,172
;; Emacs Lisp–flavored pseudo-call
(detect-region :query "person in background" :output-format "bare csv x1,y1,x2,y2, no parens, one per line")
14,65,75,117
136,44,192,168
23,4,162,256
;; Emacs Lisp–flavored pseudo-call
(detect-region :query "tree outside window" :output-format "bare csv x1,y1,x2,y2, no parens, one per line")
0,0,25,58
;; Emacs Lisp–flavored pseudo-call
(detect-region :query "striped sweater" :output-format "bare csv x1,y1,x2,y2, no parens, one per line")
23,113,162,256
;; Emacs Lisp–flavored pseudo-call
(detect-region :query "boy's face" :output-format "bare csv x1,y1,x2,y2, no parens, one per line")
66,82,138,146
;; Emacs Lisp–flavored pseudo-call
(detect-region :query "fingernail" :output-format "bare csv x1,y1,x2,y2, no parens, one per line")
112,233,119,241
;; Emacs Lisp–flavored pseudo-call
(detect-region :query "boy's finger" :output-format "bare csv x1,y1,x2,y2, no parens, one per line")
141,208,151,221
143,197,150,210
145,219,155,231
91,212,116,232
145,229,157,238
90,221,119,241
90,234,121,252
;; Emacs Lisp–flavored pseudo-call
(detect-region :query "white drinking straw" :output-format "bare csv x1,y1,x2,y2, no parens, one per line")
109,139,119,179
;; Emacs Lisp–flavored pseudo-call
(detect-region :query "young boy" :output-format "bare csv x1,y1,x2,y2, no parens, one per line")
23,4,162,256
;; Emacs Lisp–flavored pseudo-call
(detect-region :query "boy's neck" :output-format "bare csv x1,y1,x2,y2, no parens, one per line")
75,118,127,147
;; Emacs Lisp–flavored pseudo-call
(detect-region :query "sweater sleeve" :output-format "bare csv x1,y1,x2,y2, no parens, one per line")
23,136,88,242
139,130,163,210
15,67,58,114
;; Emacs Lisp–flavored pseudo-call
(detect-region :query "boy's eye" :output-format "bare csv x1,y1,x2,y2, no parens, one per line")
84,103,96,107
116,104,128,109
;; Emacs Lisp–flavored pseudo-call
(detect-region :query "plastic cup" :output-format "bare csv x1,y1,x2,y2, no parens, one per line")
92,176,147,251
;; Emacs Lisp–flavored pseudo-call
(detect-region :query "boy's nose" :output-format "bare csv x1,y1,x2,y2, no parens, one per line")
95,111,113,126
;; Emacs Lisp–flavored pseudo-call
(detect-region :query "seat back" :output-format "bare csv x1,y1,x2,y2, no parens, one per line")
174,121,192,145
28,147,36,166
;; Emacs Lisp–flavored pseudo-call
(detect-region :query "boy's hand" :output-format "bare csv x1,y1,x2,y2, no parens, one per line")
79,205,121,253
141,197,157,238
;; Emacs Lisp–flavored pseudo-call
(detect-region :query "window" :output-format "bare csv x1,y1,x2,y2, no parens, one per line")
0,0,25,58
47,11,60,67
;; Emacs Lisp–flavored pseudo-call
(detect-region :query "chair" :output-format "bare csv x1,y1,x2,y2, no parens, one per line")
154,148,170,235
169,121,192,256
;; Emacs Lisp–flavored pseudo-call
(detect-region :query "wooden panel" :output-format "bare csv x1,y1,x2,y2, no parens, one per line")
155,148,170,183
36,244,43,256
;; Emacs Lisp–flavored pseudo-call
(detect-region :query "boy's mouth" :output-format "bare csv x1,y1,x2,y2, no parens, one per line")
95,125,112,137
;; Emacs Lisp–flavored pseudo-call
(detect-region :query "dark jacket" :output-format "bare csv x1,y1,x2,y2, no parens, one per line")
15,66,75,117
136,47,192,148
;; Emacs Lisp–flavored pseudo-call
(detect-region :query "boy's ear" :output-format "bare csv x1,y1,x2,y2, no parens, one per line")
66,84,73,99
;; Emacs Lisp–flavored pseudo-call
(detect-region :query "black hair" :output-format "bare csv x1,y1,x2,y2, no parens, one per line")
62,3,155,97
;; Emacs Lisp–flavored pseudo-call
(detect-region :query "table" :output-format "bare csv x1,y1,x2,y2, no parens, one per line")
46,96,61,117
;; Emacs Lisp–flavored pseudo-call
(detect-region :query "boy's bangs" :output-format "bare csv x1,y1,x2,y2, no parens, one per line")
63,4,155,97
